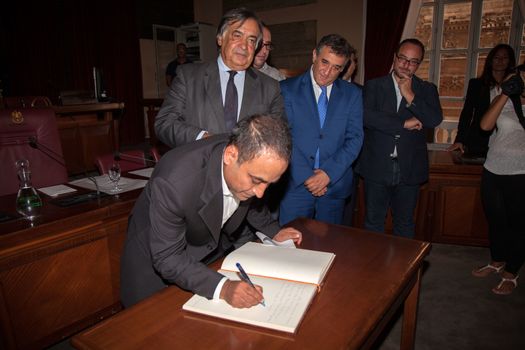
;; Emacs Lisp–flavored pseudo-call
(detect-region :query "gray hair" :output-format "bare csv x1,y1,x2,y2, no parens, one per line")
229,114,291,164
315,34,353,59
216,7,263,48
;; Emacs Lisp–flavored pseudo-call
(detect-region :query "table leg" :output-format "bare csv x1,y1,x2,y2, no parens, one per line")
400,267,422,349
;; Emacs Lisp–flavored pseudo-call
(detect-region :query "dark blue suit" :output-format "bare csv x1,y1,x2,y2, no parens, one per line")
357,73,442,237
279,70,363,225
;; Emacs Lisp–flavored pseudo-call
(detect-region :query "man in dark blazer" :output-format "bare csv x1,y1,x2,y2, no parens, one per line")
121,115,302,308
155,8,284,148
357,38,442,238
278,34,363,225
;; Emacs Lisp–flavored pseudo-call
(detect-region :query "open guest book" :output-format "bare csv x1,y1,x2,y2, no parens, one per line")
182,241,336,333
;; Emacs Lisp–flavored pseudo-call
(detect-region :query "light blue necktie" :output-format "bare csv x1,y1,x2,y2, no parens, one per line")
315,86,328,168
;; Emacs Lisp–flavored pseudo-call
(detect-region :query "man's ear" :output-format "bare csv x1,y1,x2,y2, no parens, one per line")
217,34,223,47
312,49,317,63
223,145,238,165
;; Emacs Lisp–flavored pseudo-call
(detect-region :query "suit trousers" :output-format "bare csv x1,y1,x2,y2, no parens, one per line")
363,159,420,238
481,168,525,275
279,185,345,226
120,218,167,308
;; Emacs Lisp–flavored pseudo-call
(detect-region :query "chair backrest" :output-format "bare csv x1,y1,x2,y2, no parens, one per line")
0,108,68,196
4,96,52,108
95,149,148,175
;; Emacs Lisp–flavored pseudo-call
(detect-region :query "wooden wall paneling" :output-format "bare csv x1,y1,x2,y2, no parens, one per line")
353,151,488,246
57,123,85,175
0,209,132,349
428,173,488,246
107,217,128,302
80,122,113,173
54,104,123,175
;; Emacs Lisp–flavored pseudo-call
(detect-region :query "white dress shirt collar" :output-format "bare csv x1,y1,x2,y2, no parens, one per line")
217,55,245,117
391,72,402,112
221,152,240,227
310,67,333,102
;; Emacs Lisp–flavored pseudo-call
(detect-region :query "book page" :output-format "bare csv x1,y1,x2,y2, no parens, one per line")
182,271,317,333
221,242,335,285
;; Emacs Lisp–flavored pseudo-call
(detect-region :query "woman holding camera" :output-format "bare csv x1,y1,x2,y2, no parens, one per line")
471,66,525,295
448,44,515,157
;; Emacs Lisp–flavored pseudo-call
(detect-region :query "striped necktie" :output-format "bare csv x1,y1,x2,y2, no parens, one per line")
224,70,238,131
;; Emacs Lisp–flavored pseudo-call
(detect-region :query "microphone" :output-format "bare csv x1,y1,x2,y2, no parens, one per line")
113,151,158,165
28,136,67,167
87,176,101,198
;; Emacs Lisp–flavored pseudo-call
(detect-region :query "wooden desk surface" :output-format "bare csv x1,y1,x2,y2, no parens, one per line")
72,218,430,350
0,185,138,243
427,149,483,175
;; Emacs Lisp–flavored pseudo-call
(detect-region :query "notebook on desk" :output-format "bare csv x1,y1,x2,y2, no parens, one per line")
182,242,335,333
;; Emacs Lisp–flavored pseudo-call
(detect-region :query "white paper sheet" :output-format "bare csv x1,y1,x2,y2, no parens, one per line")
128,167,154,178
69,175,148,195
38,184,77,197
255,231,296,248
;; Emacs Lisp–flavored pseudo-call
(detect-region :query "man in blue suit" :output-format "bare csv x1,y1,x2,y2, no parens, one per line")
279,34,363,225
357,38,442,238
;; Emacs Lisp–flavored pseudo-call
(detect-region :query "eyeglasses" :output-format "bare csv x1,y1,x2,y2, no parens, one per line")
261,42,274,51
396,54,421,66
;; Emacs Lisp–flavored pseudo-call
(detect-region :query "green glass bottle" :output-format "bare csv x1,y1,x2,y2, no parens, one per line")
15,159,42,220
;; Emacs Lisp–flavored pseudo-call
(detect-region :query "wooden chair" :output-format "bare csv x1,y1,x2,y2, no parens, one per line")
4,96,52,108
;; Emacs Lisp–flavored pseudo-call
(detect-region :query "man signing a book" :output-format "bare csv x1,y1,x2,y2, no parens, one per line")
120,114,302,308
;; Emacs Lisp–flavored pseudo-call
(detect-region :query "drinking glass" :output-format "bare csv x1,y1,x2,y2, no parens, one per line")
108,162,121,193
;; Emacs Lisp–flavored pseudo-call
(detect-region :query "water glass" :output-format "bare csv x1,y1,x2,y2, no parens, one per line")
108,162,121,193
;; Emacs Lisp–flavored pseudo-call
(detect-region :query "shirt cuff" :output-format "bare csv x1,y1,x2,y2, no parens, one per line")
196,130,207,140
213,276,228,300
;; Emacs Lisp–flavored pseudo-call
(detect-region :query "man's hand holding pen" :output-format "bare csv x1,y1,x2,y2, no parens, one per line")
220,279,265,308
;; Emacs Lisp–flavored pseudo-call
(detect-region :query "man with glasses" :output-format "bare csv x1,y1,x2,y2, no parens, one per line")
278,34,363,225
357,38,442,238
252,24,286,81
155,8,284,148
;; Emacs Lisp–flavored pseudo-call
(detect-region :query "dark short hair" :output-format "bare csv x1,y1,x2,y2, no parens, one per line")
481,43,516,87
315,34,353,59
229,114,291,164
216,8,263,48
397,38,425,60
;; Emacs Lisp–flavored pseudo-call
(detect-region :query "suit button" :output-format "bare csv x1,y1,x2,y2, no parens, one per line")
310,156,315,160
207,244,212,250
319,134,323,139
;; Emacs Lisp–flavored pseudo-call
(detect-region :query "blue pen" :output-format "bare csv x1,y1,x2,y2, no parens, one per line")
236,262,266,307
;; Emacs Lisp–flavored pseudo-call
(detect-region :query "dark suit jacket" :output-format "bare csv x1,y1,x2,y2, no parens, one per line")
155,60,285,148
120,135,280,306
280,72,363,199
357,74,443,185
454,78,492,157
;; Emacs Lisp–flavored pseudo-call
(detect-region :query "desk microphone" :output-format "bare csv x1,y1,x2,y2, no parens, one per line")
113,151,158,164
28,136,67,167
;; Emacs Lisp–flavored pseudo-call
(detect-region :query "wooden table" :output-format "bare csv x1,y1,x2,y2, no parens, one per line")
0,181,141,350
72,218,431,350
